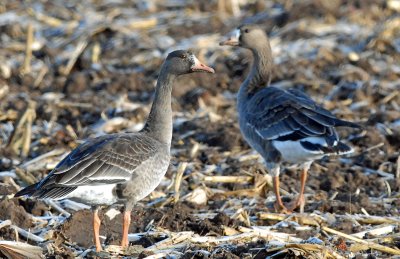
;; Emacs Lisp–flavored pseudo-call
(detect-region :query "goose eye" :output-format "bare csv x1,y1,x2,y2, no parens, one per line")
244,29,249,33
180,54,187,59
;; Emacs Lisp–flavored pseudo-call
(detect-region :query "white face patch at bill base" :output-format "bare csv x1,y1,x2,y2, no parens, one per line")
190,54,215,73
191,54,201,68
219,28,241,46
232,29,241,41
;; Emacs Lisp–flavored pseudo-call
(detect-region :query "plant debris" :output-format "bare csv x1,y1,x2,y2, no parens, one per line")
0,0,399,258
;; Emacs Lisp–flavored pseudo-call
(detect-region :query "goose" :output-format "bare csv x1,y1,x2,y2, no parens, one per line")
220,24,359,213
15,50,215,251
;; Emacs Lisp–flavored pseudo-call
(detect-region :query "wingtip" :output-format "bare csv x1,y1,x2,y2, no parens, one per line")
336,119,363,129
14,183,38,198
336,141,354,155
350,122,363,129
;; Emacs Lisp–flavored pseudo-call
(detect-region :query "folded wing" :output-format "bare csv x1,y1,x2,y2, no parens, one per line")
245,87,359,147
16,133,159,199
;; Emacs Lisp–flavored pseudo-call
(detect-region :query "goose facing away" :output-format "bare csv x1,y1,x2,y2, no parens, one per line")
220,24,360,213
14,50,215,251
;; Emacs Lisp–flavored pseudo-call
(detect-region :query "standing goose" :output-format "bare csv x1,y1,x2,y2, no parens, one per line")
220,24,359,213
14,50,214,251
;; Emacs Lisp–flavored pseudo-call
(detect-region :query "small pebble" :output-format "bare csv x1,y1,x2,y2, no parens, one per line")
348,52,360,62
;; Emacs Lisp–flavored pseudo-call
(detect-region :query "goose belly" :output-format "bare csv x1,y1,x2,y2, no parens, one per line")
122,154,170,202
64,184,118,206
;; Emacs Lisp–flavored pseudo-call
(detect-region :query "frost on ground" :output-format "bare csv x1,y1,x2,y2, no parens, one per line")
0,0,399,258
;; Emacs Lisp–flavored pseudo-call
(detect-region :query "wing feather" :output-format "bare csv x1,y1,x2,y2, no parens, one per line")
33,133,161,197
245,86,359,144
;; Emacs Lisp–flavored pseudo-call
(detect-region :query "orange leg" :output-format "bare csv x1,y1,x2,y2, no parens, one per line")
290,167,308,213
93,209,102,252
273,176,290,213
121,210,131,247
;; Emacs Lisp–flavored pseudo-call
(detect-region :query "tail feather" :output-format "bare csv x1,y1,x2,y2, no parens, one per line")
15,183,77,199
335,141,354,155
300,140,354,155
14,183,39,197
334,119,362,129
36,187,77,199
320,141,354,155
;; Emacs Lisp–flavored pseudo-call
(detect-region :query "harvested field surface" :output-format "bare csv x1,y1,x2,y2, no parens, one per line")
0,0,399,258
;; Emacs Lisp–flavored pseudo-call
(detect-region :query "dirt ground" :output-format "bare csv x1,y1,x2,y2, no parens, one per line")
0,0,399,258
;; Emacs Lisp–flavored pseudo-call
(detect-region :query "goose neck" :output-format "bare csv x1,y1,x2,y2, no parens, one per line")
239,46,273,101
142,67,176,146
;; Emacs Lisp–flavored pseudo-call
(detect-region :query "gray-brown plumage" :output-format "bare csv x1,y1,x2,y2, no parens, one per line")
220,24,359,213
15,50,214,251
